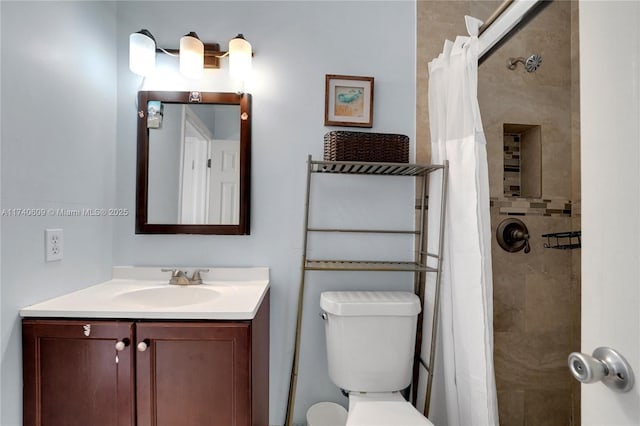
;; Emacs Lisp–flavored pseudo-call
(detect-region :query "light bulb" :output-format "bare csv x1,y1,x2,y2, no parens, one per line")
180,32,204,79
229,34,252,81
129,29,156,76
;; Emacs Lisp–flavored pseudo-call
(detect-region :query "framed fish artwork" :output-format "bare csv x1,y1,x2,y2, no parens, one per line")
324,74,374,127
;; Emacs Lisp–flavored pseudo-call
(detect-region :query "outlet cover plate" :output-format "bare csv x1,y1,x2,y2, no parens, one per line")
45,228,63,262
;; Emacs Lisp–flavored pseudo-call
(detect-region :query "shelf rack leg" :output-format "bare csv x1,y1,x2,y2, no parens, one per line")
411,171,429,406
285,155,314,426
423,161,449,416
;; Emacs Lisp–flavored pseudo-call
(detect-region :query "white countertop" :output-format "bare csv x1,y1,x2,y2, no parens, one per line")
20,267,270,320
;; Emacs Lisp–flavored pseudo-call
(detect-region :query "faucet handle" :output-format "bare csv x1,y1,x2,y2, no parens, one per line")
162,268,189,285
161,268,188,276
190,269,210,284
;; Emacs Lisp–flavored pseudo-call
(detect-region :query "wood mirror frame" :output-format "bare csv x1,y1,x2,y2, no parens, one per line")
136,91,251,235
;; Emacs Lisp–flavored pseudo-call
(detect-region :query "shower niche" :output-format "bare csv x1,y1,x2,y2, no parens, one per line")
503,123,541,198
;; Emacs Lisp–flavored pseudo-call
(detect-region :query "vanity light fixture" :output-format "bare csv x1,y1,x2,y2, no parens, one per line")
129,29,156,77
128,29,253,80
229,34,252,81
179,32,204,79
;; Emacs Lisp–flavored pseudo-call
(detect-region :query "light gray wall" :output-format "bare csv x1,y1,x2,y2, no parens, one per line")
0,2,118,425
212,104,240,140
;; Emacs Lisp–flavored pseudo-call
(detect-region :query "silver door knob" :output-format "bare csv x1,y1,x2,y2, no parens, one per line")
568,347,635,392
137,340,149,352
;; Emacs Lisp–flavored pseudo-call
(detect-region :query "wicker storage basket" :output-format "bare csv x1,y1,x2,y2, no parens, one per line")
323,131,409,163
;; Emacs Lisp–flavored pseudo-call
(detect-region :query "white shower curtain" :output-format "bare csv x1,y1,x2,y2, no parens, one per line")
421,16,498,426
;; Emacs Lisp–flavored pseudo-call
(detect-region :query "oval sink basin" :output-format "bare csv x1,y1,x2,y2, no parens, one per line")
113,286,220,308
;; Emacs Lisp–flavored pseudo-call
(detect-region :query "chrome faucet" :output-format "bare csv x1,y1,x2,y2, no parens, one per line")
161,268,210,285
188,269,209,285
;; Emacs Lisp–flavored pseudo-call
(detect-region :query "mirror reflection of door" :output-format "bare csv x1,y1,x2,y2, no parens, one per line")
147,103,241,225
179,107,212,224
179,107,240,224
208,140,239,224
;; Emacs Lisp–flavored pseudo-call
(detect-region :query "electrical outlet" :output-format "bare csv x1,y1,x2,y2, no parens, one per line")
45,228,63,262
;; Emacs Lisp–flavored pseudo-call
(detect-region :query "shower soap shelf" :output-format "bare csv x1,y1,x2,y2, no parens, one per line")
542,231,581,249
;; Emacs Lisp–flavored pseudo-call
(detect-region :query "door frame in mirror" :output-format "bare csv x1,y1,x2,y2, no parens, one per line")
136,91,251,234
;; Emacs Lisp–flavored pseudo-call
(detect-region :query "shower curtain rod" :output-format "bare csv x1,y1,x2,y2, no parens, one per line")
479,0,514,36
478,0,545,62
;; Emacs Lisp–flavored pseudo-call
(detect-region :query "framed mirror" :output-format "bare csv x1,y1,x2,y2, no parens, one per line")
136,91,251,234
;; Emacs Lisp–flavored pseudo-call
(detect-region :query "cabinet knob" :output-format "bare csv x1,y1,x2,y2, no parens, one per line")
137,339,150,352
115,338,130,352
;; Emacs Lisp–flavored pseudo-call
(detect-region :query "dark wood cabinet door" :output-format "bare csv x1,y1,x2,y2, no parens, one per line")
135,322,251,426
23,319,135,426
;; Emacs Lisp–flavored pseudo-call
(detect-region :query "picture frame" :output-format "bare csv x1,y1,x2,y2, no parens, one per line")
325,74,374,127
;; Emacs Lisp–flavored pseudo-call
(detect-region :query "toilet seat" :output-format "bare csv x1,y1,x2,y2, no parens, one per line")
346,394,433,426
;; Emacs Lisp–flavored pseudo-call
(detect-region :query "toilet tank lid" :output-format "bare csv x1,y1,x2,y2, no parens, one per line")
320,291,421,316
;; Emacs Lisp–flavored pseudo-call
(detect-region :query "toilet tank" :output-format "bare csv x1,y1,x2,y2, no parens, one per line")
320,291,421,393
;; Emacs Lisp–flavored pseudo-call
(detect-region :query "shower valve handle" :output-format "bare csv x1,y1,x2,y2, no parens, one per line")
510,229,531,253
496,218,531,253
509,229,530,253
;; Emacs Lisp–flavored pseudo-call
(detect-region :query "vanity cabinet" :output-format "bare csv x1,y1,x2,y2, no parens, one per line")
23,320,135,426
23,293,269,426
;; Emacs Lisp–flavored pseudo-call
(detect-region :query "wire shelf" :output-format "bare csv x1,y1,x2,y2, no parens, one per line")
305,259,438,272
310,159,443,177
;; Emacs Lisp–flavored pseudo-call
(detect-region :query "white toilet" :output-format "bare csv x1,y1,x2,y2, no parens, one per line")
320,291,434,426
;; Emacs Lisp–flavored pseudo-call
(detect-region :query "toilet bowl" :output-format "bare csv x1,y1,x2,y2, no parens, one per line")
346,393,433,426
320,291,433,426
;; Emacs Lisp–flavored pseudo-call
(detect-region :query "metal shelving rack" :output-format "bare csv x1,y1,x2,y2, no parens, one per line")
285,156,448,425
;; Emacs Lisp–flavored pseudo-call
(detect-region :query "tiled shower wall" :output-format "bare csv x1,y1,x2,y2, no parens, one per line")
417,1,580,424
